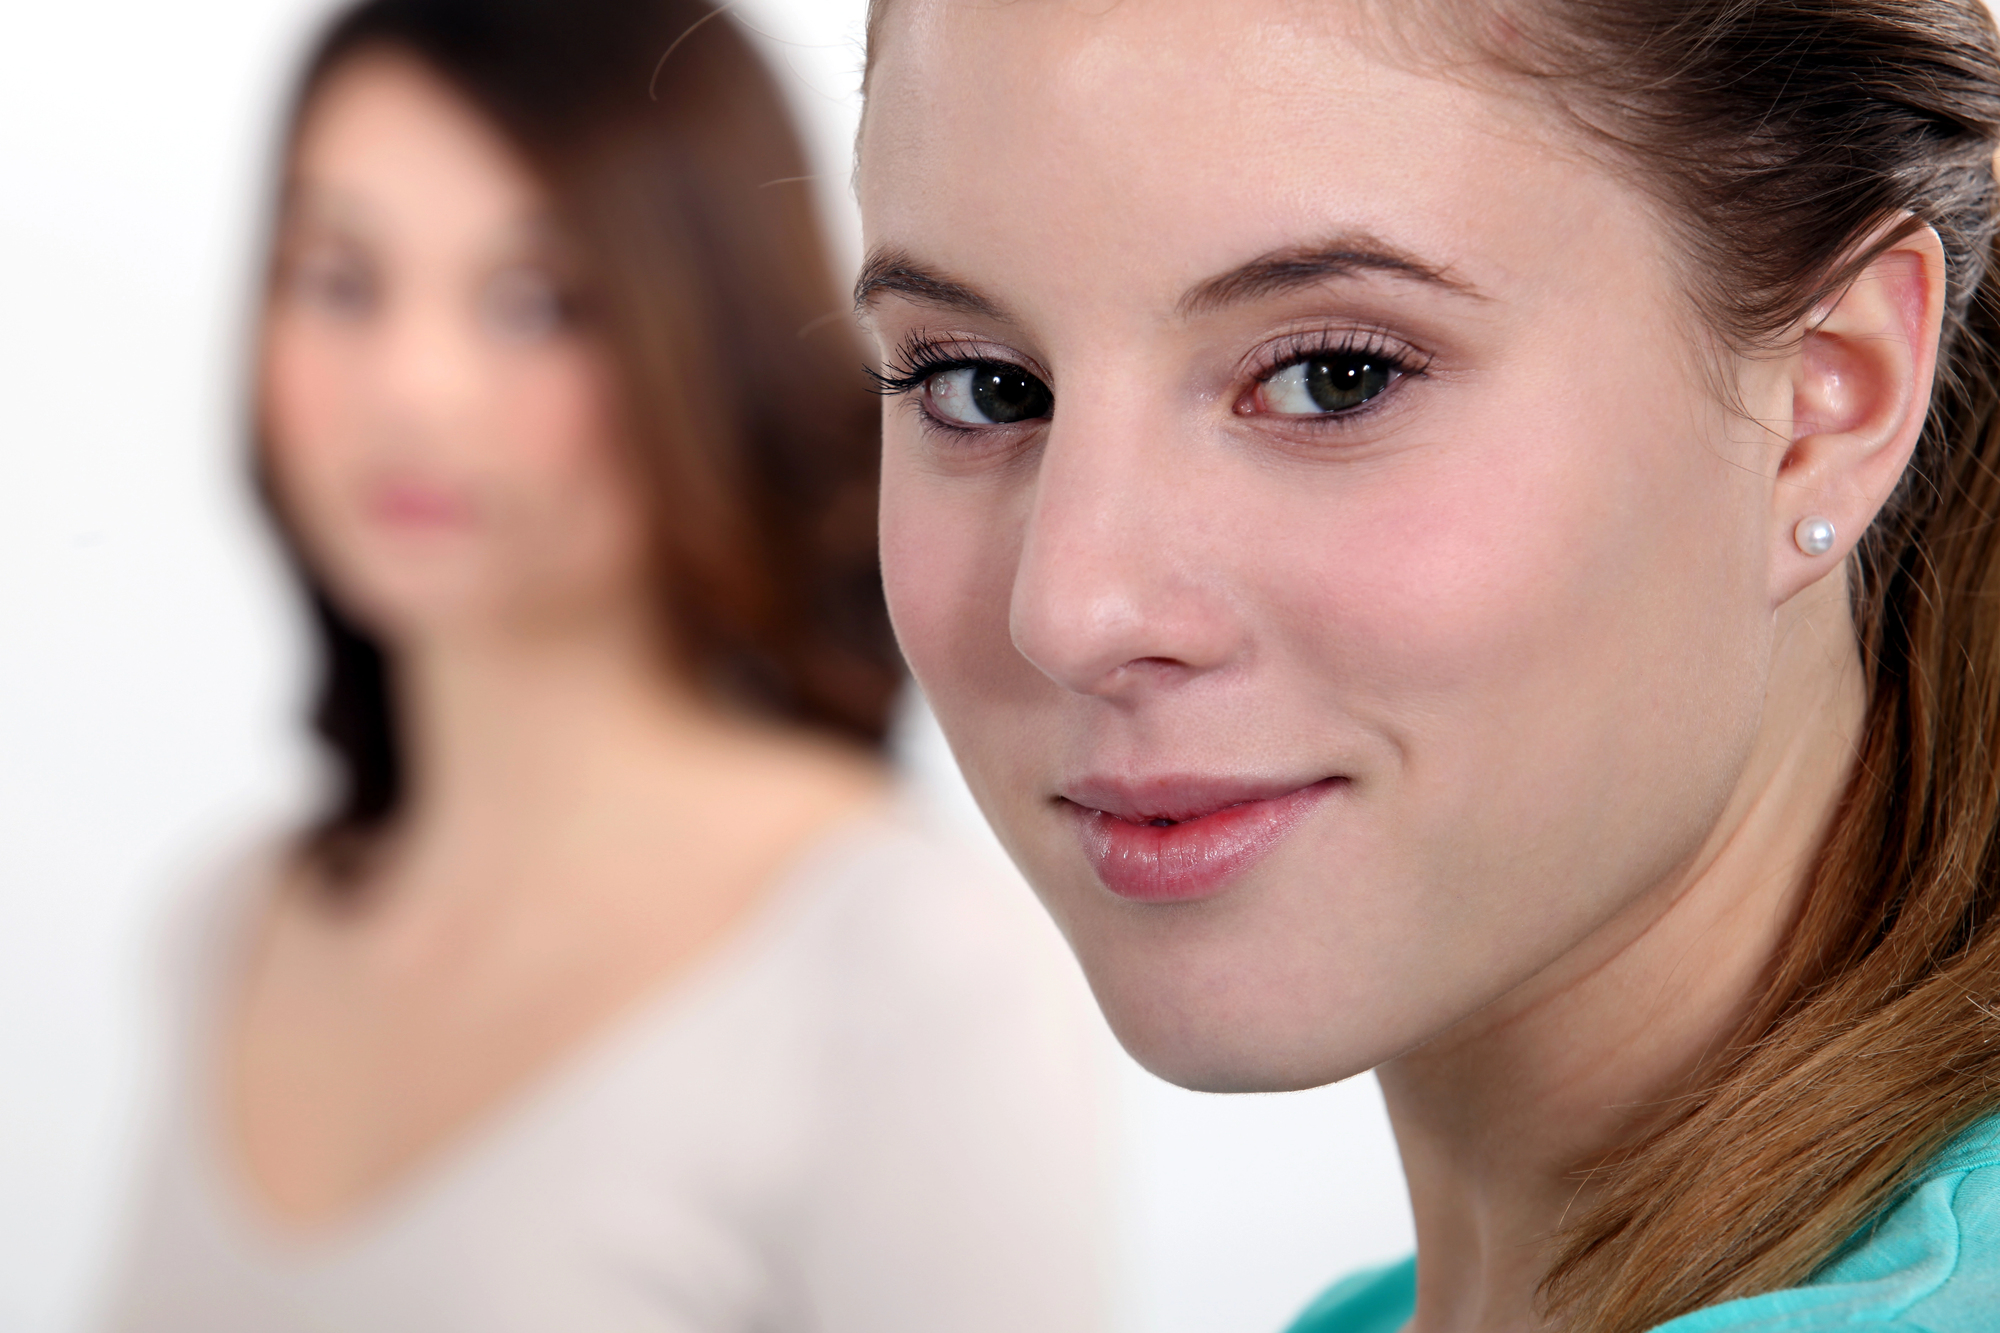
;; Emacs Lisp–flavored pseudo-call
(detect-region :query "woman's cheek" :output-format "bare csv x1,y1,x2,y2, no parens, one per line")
1270,448,1595,706
474,343,648,608
879,451,1019,701
501,342,621,470
262,318,371,565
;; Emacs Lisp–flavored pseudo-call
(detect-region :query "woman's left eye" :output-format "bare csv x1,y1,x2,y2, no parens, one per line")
1255,352,1400,416
481,266,574,342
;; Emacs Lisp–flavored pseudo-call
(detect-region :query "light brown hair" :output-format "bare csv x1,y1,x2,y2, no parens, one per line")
863,2,2000,1328
264,0,901,869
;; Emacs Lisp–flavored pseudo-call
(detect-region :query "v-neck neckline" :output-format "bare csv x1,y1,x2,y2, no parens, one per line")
186,797,898,1260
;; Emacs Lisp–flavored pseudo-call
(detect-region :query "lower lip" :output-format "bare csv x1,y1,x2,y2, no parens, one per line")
1070,780,1342,903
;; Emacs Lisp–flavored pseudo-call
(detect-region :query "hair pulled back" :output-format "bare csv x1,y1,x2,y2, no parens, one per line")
1446,4,2000,1328
864,1,2000,1327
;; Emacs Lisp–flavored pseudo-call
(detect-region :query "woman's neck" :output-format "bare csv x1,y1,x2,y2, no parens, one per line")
1377,573,1869,1333
364,612,879,919
401,614,708,825
235,615,884,1230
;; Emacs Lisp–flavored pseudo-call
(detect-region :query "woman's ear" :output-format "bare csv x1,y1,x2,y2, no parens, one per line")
1769,224,1946,605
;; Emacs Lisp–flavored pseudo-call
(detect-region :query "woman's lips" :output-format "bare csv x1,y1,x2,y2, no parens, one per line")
369,481,475,530
1061,777,1344,903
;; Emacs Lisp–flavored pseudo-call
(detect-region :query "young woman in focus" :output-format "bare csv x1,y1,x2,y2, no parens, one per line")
101,2,1109,1329
857,0,2000,1329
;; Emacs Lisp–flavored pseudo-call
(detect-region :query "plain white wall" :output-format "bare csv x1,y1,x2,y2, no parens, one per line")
0,3,1411,1331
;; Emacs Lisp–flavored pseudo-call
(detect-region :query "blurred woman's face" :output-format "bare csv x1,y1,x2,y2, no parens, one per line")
264,52,645,644
860,1,1793,1090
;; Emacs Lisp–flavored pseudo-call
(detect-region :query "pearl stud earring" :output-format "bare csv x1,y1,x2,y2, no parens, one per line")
1795,516,1836,556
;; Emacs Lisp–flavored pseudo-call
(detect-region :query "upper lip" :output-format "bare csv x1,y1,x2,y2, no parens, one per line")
1058,774,1333,824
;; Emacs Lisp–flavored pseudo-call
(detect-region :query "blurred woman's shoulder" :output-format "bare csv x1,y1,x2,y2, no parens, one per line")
738,792,1117,1333
144,833,295,1020
773,790,1092,1009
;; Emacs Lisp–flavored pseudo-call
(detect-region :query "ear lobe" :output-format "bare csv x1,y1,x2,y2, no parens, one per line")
1770,225,1946,605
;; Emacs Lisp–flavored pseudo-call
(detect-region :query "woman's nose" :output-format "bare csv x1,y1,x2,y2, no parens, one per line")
1007,408,1247,699
372,292,487,431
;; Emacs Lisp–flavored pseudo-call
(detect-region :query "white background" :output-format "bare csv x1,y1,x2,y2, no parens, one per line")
0,3,1412,1330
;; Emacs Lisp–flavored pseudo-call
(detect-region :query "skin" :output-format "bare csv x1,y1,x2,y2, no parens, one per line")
858,2,1944,1329
238,51,882,1228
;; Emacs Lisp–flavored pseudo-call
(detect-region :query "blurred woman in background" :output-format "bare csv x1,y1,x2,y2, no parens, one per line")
101,1,1109,1329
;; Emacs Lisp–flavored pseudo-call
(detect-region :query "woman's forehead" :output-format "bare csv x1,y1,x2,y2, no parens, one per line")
292,56,551,248
857,0,1635,331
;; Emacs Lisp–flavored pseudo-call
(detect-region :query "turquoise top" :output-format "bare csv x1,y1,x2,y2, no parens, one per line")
1286,1113,2000,1333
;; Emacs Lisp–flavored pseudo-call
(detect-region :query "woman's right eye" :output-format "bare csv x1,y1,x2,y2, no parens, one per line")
287,256,376,317
925,363,1054,427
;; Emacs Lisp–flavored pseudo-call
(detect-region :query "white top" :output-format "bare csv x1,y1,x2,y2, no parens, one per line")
102,800,1115,1333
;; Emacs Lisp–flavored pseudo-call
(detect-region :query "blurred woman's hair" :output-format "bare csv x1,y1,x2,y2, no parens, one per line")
263,0,900,870
863,0,2000,1328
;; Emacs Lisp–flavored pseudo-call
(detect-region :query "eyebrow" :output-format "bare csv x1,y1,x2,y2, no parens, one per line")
1176,235,1484,316
280,181,570,263
279,179,368,226
852,231,1482,323
853,247,1010,321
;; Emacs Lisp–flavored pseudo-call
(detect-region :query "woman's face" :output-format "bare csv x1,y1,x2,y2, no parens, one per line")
862,0,1792,1090
264,52,645,644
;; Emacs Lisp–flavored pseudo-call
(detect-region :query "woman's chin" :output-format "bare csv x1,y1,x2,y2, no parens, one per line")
1110,1015,1380,1095
321,572,573,646
1080,959,1399,1094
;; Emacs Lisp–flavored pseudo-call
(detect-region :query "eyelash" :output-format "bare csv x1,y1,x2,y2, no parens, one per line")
861,335,1033,440
865,335,998,396
865,327,1431,435
1244,327,1430,396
